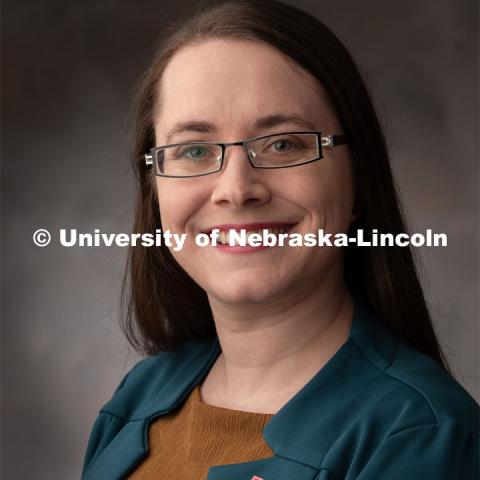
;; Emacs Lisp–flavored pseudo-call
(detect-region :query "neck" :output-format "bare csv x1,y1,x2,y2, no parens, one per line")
201,267,354,413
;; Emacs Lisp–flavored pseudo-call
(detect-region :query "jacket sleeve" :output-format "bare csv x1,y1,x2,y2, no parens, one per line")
354,420,479,479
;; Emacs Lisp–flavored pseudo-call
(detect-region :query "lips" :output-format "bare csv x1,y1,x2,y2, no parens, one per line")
202,222,297,235
201,222,297,246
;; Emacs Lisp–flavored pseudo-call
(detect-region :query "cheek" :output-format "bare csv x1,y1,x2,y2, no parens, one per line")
156,179,206,232
297,160,355,232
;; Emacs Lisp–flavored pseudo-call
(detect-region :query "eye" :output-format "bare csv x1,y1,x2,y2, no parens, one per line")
264,136,306,154
183,146,208,159
272,140,293,152
174,144,216,160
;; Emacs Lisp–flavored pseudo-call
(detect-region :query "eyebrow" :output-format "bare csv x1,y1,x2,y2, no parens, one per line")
164,113,317,144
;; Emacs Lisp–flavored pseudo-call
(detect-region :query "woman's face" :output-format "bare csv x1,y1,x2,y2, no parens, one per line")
153,39,355,306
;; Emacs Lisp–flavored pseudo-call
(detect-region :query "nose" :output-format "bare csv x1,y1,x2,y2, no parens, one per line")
210,145,271,208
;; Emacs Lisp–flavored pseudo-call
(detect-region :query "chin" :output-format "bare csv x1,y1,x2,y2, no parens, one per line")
209,287,279,305
205,272,291,305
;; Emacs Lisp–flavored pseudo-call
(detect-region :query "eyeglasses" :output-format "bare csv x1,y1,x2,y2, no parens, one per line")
145,131,348,178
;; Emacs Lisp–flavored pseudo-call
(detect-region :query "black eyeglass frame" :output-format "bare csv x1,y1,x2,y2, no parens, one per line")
145,131,348,178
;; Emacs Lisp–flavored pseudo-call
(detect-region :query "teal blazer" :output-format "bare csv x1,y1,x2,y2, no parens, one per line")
82,303,479,479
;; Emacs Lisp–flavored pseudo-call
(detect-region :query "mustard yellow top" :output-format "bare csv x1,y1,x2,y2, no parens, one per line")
129,384,274,479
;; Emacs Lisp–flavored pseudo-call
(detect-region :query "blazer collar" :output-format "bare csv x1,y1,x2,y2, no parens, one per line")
263,301,399,467
102,299,399,470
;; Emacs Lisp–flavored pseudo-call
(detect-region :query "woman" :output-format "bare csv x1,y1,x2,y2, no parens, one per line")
82,1,479,479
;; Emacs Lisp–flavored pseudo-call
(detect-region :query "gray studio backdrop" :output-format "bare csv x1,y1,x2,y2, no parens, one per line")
2,0,478,478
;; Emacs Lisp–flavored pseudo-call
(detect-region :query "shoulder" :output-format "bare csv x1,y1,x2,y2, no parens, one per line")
100,336,220,420
315,316,479,478
82,336,220,476
351,323,478,438
390,341,477,429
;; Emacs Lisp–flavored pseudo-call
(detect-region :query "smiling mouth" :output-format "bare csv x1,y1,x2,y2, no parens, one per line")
218,226,293,245
203,223,297,246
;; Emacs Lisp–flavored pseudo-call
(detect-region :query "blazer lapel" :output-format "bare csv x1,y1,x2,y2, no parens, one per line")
83,419,148,480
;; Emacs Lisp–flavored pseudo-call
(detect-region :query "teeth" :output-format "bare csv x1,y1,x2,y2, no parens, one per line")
219,230,229,245
216,226,291,245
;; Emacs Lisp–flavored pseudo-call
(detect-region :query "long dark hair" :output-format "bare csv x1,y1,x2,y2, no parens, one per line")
121,0,450,372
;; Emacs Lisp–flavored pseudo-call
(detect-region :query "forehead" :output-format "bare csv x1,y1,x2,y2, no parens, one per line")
155,39,336,137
